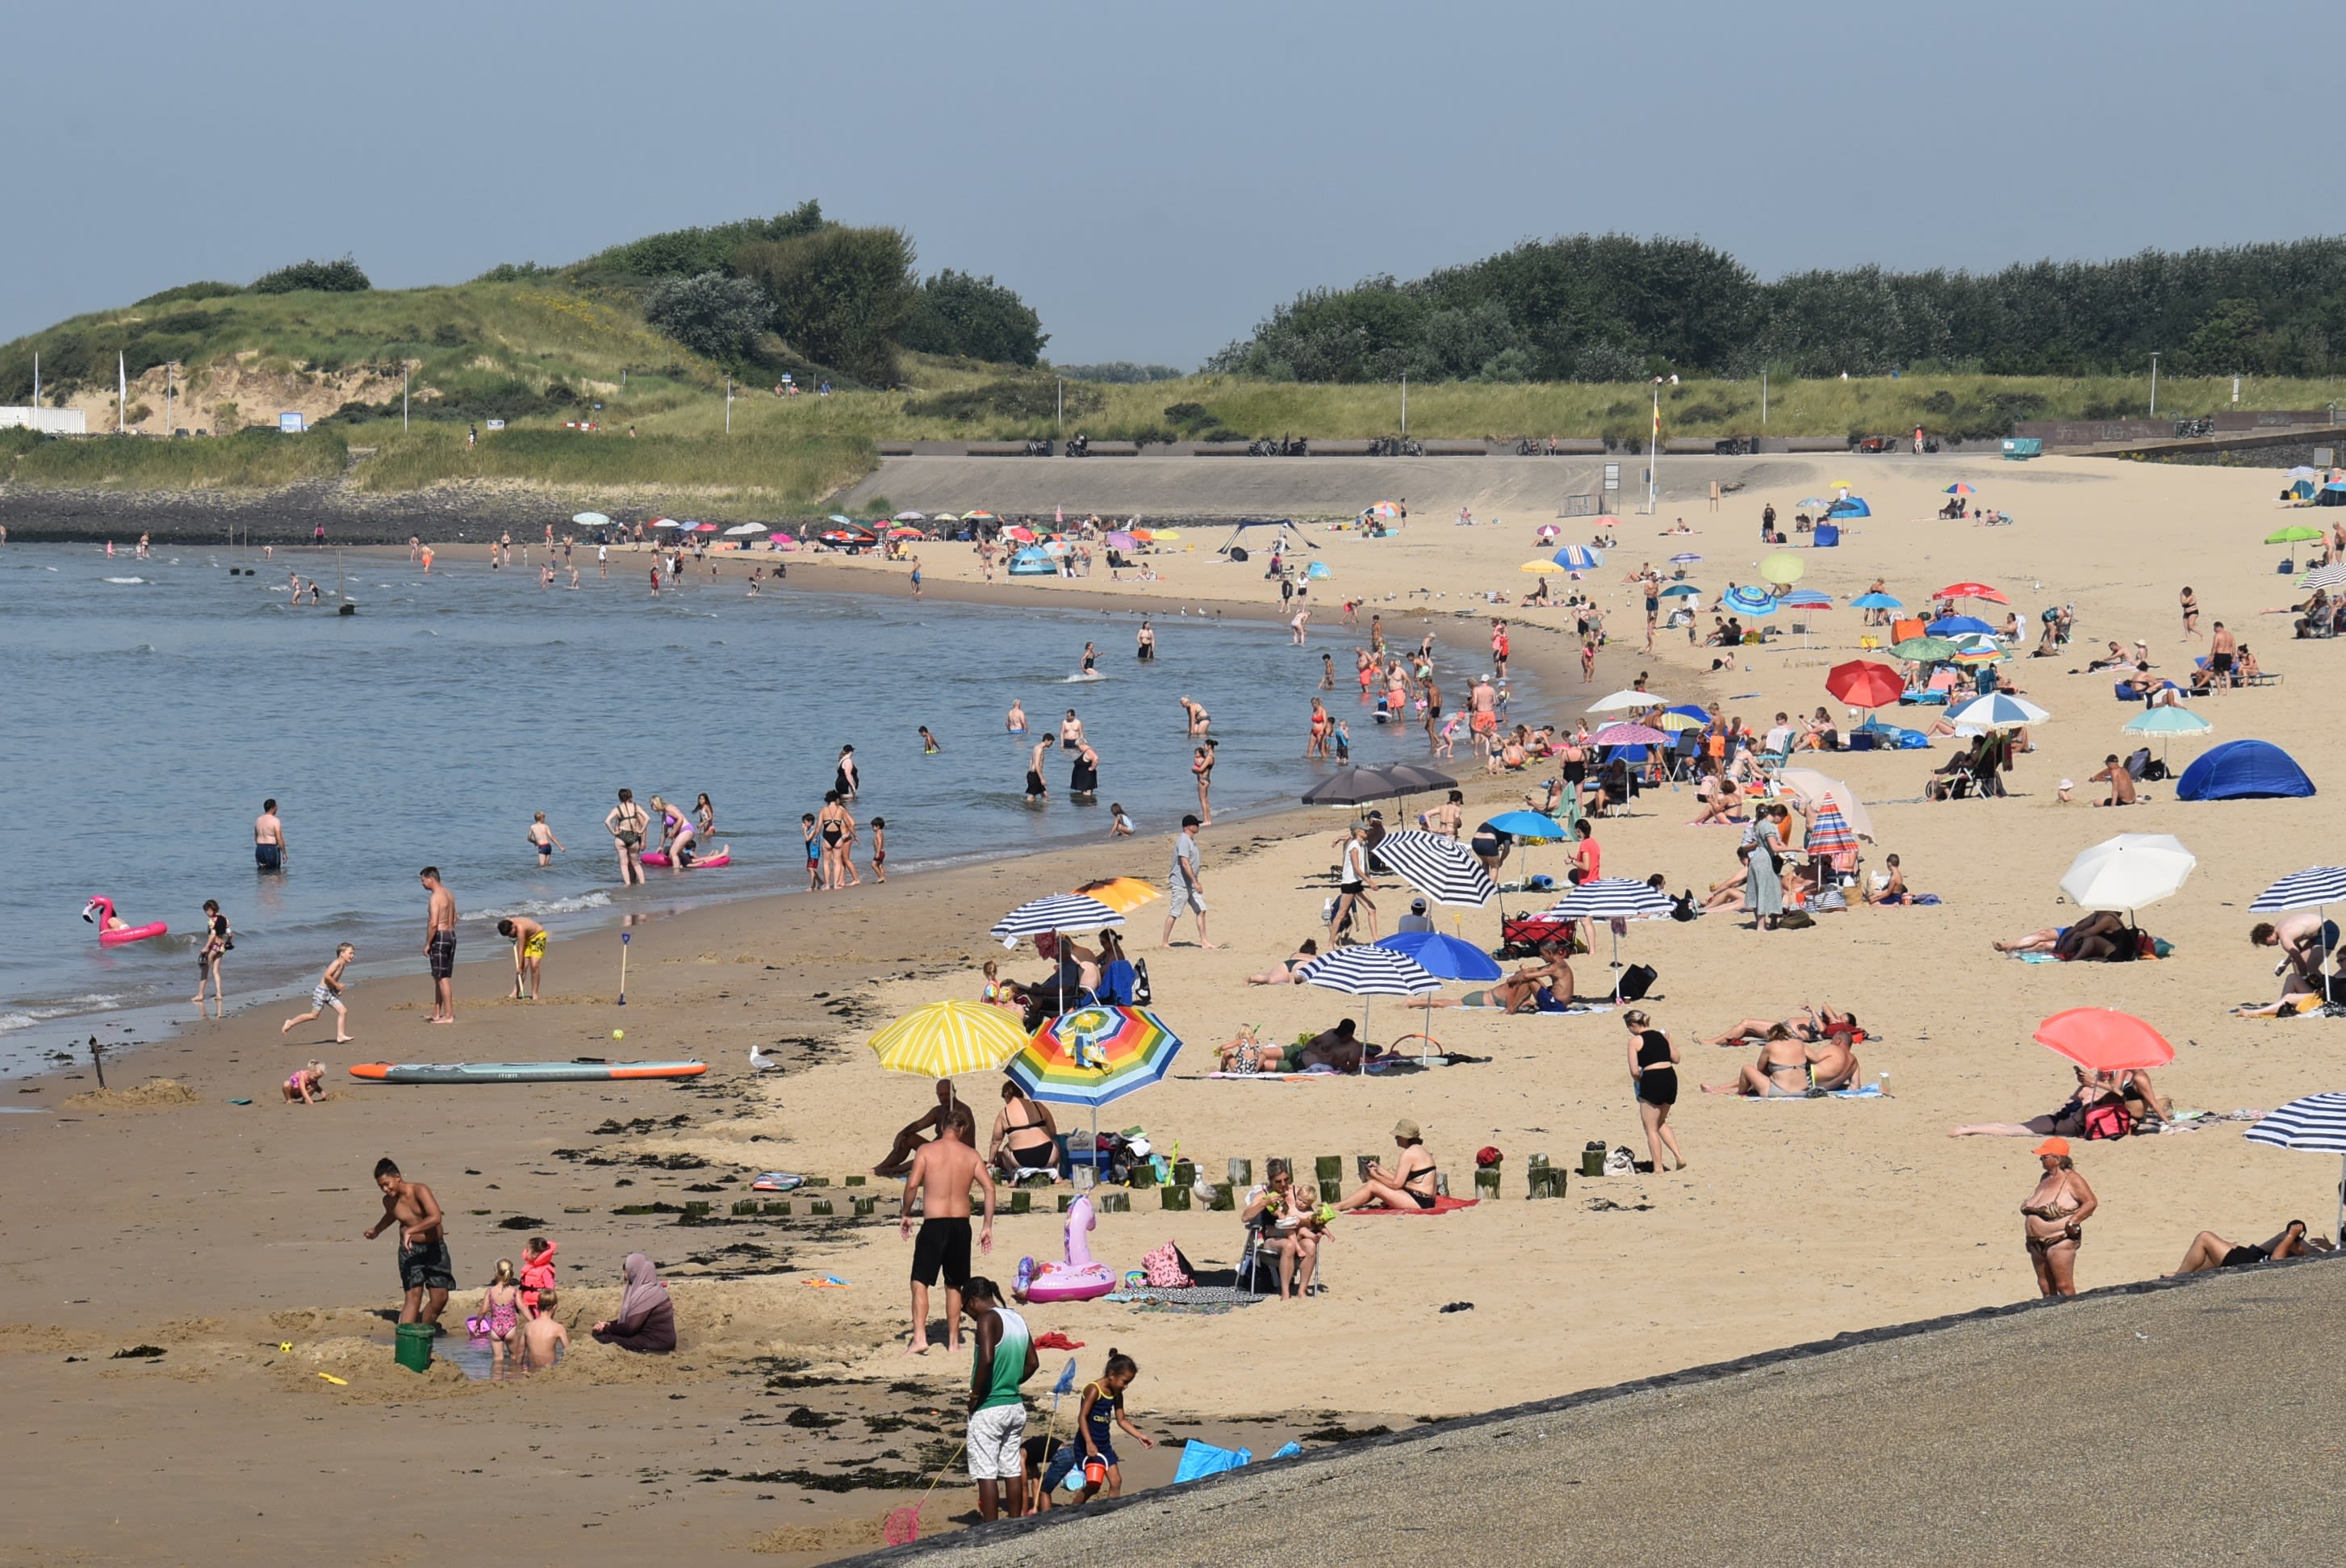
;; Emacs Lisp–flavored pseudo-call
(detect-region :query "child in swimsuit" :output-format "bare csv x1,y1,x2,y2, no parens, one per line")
1076,1352,1156,1501
519,1236,558,1317
281,1061,325,1105
869,817,888,884
481,1260,524,1371
802,814,821,890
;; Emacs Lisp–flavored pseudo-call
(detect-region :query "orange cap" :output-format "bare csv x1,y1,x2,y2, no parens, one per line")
2034,1137,2070,1157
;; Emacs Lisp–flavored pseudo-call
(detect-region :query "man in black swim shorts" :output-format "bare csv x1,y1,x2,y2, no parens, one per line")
364,1155,455,1327
897,1111,995,1354
420,867,457,1024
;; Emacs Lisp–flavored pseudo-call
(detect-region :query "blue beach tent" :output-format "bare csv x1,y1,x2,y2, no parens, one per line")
1825,496,1871,518
1007,548,1056,576
2175,738,2315,801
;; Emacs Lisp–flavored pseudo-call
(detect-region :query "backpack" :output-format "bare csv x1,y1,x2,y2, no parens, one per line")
1670,891,1699,922
1616,963,1658,1001
1131,957,1153,1006
2083,1101,2134,1142
1775,910,1817,930
1140,1240,1194,1289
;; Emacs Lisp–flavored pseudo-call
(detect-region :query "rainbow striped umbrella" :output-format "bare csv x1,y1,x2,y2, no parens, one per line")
1804,795,1858,857
868,1001,1030,1082
1010,1006,1184,1111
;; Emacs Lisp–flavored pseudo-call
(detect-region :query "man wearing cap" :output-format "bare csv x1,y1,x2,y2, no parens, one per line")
1162,815,1217,949
1399,897,1435,935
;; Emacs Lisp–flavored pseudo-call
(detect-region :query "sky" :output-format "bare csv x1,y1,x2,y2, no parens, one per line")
6,1,2342,368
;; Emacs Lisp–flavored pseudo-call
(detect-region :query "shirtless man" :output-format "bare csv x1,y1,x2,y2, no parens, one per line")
520,1307,570,1369
1024,736,1056,803
363,1156,454,1328
876,1079,960,1177
899,1110,995,1354
2209,621,2239,687
1059,709,1085,749
2089,754,2138,807
420,867,457,1023
1006,698,1027,734
498,915,546,1000
254,798,288,872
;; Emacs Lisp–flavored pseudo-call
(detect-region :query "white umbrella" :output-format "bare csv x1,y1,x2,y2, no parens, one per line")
1946,693,2051,729
653,518,686,529
723,523,763,537
2246,1093,2346,1239
894,511,927,522
571,511,610,526
1586,688,1667,713
2060,833,2197,915
1774,768,1875,842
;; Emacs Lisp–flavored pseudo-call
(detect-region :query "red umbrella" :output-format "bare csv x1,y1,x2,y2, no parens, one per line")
1934,581,2009,604
2032,1008,2176,1072
1825,659,1905,709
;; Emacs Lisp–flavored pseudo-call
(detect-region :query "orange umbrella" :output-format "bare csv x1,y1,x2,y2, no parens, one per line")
1825,659,1905,709
1073,876,1160,914
2032,1008,2175,1072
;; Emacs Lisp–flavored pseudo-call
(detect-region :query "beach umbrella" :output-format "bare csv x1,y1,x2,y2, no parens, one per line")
1300,767,1410,807
1385,763,1460,793
724,522,764,536
1010,1004,1185,1152
1803,795,1859,858
2267,525,2324,544
1935,581,2009,603
2245,1093,2346,1238
1668,552,1703,565
1536,524,1561,541
1947,693,2049,729
1071,876,1160,915
868,1001,1030,1119
1520,558,1568,574
893,511,926,521
651,518,684,529
1365,501,1402,519
1927,615,1994,635
1723,584,1777,617
2251,867,2346,1005
2287,466,2318,479
828,514,854,525
931,512,960,523
1105,531,1139,550
2298,565,2346,589
1656,710,1705,733
1483,810,1570,842
2060,833,2196,915
1591,722,1668,747
1587,688,1667,713
571,511,610,526
1298,945,1441,1068
1374,930,1503,984
1827,660,1905,709
1889,636,1957,663
1943,483,1975,495
1776,767,1875,841
2033,1008,2177,1072
1371,830,1497,909
2123,705,2213,770
1850,591,1904,610
1782,590,1834,608
991,893,1123,945
1660,583,1702,598
692,522,718,533
1541,878,1672,1001
1552,544,1603,571
964,509,997,521
1759,552,1805,586
1151,529,1182,541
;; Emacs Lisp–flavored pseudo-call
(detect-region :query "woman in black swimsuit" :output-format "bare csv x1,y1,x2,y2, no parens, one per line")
1069,741,1100,797
1625,1009,1685,1172
1335,1119,1441,1212
833,744,859,799
990,1081,1061,1176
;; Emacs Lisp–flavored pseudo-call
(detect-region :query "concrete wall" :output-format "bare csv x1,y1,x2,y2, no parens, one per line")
0,408,87,435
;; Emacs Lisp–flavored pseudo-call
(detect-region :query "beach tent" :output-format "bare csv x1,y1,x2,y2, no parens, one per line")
1006,547,1056,576
2175,739,2315,801
1215,519,1316,559
2290,479,2317,500
1825,496,1871,518
2319,483,2346,508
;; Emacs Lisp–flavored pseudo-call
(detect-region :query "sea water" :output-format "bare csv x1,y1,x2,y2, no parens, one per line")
0,544,1528,1073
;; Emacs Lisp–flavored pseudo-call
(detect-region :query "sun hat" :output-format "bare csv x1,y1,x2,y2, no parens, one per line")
2034,1136,2071,1157
1393,1118,1421,1140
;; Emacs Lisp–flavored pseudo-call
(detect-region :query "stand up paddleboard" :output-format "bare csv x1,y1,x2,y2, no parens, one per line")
349,1060,706,1085
639,849,730,868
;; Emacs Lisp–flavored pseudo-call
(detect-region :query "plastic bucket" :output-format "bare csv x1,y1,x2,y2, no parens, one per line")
394,1321,435,1373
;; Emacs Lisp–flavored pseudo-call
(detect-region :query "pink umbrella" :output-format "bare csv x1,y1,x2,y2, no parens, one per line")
1591,723,1668,746
692,522,717,533
1105,531,1138,550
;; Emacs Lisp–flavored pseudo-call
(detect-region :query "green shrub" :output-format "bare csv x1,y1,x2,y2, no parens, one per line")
135,281,244,307
579,202,827,282
251,256,372,294
642,271,772,363
738,225,918,387
902,377,1102,424
897,270,1047,366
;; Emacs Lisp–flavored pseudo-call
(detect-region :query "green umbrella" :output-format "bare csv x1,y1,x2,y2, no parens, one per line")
2267,525,2325,544
1890,636,1958,662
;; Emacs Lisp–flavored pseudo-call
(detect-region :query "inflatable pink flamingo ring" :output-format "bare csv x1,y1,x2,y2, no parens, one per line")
82,897,169,947
1016,1191,1116,1304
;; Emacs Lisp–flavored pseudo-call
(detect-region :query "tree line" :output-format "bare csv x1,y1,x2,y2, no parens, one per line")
1206,234,2346,383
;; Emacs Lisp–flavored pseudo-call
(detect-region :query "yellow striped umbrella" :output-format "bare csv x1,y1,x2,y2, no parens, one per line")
868,1001,1028,1081
1658,711,1705,732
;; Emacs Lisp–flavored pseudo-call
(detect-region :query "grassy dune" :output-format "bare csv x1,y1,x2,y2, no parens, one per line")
349,426,875,511
0,425,349,488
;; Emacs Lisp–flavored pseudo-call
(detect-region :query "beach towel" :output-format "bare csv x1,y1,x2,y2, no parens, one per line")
1349,1194,1480,1215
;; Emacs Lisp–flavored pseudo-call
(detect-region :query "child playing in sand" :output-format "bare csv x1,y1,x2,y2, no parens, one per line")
520,1306,568,1369
280,943,354,1043
527,812,564,866
480,1260,524,1371
1075,1351,1156,1502
1109,804,1135,838
519,1236,558,1317
281,1060,326,1105
497,917,547,1000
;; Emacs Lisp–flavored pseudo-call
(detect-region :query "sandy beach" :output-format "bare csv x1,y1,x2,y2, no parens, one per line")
6,451,2343,1562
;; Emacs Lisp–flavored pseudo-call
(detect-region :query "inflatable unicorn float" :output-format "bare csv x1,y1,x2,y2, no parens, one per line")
1015,1191,1115,1303
82,897,168,947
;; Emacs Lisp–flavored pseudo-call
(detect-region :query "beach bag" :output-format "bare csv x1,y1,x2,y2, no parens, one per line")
1775,910,1817,930
1670,890,1699,922
1603,1145,1637,1177
1131,958,1153,1006
2083,1101,2134,1142
1140,1240,1194,1289
1616,963,1658,1001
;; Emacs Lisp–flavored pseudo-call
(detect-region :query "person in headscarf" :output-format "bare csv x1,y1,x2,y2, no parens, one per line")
590,1252,675,1353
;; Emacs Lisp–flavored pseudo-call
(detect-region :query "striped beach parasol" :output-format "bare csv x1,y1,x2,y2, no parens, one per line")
868,1001,1031,1085
1668,551,1702,565
1723,584,1776,617
992,894,1123,944
1541,879,1672,1002
1010,1006,1184,1111
2246,1093,2346,1238
1298,945,1441,1068
1803,795,1859,857
1552,544,1604,571
1371,830,1496,909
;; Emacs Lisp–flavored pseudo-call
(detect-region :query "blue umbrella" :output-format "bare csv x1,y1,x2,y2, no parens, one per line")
1850,591,1904,610
1483,810,1570,842
1660,583,1701,598
1374,930,1503,984
1553,544,1603,571
1667,552,1702,565
1723,584,1777,617
1928,615,1994,636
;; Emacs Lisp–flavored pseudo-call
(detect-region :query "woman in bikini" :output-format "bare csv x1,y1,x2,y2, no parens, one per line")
1950,1066,2126,1139
1192,741,1216,825
2019,1138,2097,1297
1244,939,1319,985
1701,1034,1813,1097
606,788,648,886
1334,1119,1441,1212
989,1081,1060,1177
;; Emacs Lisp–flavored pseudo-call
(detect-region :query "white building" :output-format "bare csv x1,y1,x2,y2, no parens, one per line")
0,408,88,435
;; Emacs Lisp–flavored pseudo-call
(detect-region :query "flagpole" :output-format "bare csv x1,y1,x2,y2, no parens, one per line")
1646,378,1660,516
119,353,128,434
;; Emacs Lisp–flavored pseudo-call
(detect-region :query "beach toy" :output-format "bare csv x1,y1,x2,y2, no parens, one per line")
749,1171,804,1192
804,1273,851,1289
316,1373,348,1386
348,1060,705,1084
611,1030,624,1040
638,848,730,868
1023,1194,1115,1303
81,897,168,947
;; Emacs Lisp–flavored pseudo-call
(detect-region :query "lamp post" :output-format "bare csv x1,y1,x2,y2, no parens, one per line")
1647,377,1662,514
2148,353,2160,417
1400,374,1408,438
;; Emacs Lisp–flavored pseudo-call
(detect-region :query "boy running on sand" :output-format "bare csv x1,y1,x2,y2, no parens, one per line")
527,812,564,866
281,943,355,1042
498,916,548,999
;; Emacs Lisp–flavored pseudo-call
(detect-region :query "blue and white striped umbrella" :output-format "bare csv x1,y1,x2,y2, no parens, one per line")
1542,879,1674,921
1723,584,1776,617
1552,544,1604,572
1946,692,2050,729
1298,943,1442,1071
2247,1092,2346,1238
2251,868,2346,912
991,893,1123,945
1372,830,1496,909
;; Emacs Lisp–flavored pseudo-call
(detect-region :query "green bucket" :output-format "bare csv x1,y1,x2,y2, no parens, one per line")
394,1321,435,1374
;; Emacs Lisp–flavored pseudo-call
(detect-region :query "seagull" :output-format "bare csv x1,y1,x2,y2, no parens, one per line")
749,1044,777,1073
